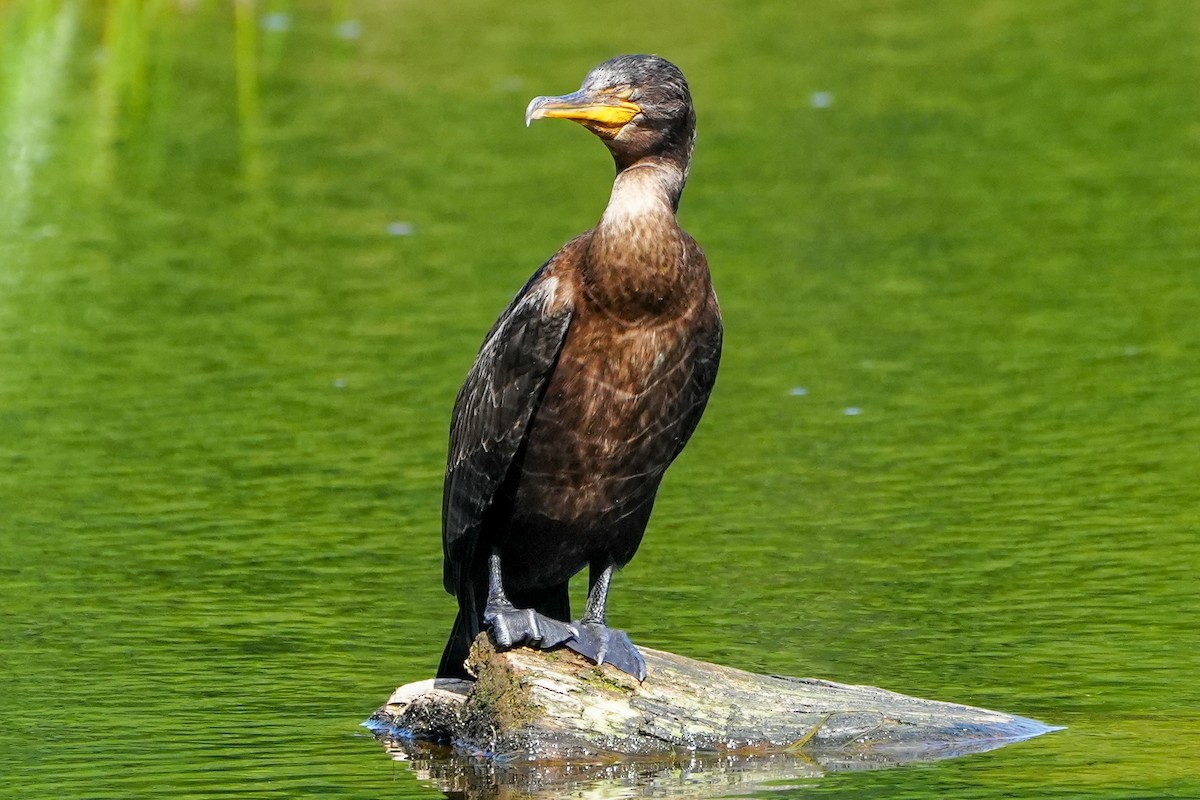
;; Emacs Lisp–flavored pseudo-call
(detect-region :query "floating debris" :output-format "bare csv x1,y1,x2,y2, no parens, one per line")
789,387,808,396
810,91,834,109
334,378,347,389
843,407,862,416
388,221,415,237
335,19,362,40
260,12,291,32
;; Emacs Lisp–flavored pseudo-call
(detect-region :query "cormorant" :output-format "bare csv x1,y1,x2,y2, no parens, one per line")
438,55,721,681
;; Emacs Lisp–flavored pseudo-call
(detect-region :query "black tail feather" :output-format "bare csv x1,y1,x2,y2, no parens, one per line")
437,608,477,679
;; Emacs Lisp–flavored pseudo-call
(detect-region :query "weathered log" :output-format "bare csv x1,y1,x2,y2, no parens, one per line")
367,635,1059,795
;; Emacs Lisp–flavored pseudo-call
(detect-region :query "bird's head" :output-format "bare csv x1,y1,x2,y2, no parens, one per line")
525,55,695,172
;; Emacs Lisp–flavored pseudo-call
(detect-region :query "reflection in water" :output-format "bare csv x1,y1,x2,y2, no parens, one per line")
370,719,1048,799
378,736,825,799
233,0,264,187
4,0,270,200
1,1,76,230
375,733,1071,799
93,0,184,188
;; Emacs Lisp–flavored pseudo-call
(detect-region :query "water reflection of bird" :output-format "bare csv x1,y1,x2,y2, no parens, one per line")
438,55,721,681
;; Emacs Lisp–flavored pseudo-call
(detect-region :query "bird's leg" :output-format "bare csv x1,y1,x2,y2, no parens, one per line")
481,550,574,652
566,562,647,681
582,561,613,625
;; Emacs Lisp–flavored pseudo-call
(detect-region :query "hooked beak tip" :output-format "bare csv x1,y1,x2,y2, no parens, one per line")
524,96,546,128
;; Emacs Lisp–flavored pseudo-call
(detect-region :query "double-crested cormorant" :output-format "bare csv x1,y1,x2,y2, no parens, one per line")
438,55,721,681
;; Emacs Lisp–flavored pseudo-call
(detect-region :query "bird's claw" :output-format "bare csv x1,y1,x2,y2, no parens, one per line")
484,604,575,651
566,621,647,681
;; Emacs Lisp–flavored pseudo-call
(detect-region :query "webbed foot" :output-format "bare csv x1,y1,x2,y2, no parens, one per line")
484,603,575,651
566,621,647,681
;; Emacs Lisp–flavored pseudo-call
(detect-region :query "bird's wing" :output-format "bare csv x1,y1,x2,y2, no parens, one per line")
672,289,723,458
442,265,574,593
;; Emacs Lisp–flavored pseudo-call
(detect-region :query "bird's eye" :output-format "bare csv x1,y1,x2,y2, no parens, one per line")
611,85,635,100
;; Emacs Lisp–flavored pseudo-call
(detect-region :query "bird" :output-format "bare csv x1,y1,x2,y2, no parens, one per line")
437,55,721,682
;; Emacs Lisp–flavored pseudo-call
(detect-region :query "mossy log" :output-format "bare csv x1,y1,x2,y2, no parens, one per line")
367,634,1059,779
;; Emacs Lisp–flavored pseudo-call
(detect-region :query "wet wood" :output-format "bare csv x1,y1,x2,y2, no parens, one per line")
367,634,1060,765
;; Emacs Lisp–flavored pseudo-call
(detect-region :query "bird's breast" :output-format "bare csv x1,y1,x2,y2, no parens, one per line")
515,309,700,522
583,208,694,321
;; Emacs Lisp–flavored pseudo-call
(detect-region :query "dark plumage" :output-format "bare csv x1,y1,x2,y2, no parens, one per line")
438,55,721,681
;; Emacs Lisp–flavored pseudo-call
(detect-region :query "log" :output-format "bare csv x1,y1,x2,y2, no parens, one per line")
366,635,1060,795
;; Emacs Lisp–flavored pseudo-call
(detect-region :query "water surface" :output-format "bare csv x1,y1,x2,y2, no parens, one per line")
2,2,1198,798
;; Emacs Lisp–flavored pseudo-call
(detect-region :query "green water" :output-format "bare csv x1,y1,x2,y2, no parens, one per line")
2,1,1198,797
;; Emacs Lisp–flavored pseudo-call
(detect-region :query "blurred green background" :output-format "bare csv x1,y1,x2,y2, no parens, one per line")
2,1,1198,797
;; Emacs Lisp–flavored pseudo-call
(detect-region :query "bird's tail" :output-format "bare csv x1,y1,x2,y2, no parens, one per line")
438,567,484,679
437,607,479,679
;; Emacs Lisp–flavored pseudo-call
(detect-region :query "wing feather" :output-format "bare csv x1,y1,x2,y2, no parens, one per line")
676,290,723,453
441,266,573,592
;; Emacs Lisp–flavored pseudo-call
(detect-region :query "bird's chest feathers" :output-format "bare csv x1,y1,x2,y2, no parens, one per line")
563,324,680,394
538,316,693,464
582,175,689,319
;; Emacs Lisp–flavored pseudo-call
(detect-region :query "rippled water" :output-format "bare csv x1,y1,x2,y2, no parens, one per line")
2,2,1198,798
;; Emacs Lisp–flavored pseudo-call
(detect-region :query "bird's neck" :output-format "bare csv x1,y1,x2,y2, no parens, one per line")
583,158,694,320
600,157,688,225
